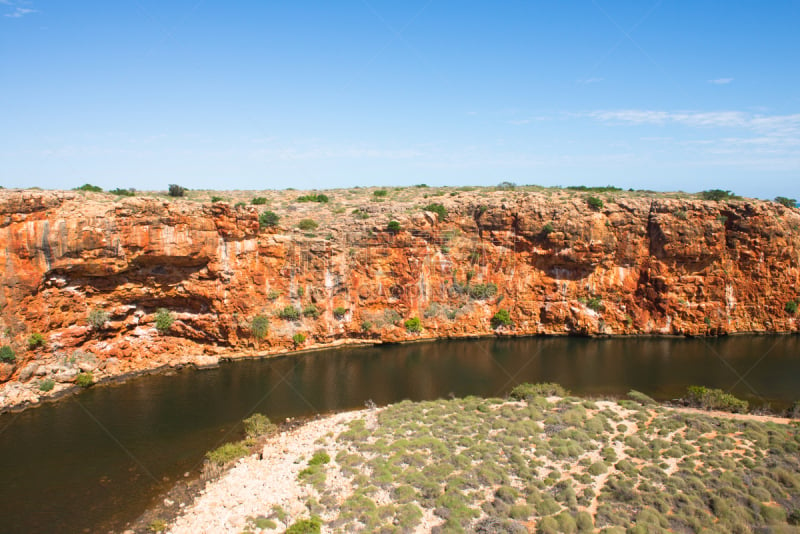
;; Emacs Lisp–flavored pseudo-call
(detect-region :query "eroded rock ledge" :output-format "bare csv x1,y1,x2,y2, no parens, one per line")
1,188,798,409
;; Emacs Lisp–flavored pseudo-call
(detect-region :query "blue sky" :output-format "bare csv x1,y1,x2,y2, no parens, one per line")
1,1,799,200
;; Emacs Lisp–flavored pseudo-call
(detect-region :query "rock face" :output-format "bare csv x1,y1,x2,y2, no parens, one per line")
0,189,798,405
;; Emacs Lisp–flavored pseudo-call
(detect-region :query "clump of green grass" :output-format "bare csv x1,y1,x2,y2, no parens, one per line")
75,372,93,388
206,441,249,466
404,317,422,333
627,390,657,406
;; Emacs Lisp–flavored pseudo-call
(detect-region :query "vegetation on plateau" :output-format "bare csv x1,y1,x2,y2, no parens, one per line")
224,384,800,533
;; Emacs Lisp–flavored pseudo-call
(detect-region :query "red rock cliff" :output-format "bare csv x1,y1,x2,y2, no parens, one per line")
1,189,798,406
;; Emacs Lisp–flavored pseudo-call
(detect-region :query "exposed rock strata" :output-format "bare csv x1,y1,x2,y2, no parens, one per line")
1,189,798,408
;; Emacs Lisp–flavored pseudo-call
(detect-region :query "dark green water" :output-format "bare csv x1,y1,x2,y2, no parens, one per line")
0,336,798,533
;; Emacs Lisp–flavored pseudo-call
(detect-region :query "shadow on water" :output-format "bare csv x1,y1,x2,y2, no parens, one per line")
0,335,798,533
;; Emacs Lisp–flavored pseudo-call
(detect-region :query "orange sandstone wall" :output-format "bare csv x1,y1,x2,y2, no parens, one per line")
0,190,798,389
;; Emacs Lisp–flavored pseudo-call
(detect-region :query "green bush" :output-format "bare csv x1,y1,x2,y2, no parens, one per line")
0,345,15,363
333,306,347,319
587,196,604,210
109,188,135,196
468,283,498,300
293,333,307,345
147,519,167,532
404,317,422,333
775,196,797,208
373,189,388,197
308,450,331,466
210,196,223,202
87,308,109,329
491,309,513,328
509,382,569,399
302,304,320,318
206,441,249,466
28,333,45,349
542,222,555,235
259,211,280,228
285,517,322,534
685,386,748,413
586,297,603,312
786,301,799,314
168,184,186,197
423,203,447,221
387,220,402,233
297,219,318,230
75,183,103,192
627,390,657,406
353,208,370,219
243,413,276,438
296,193,329,203
75,372,93,388
251,197,267,205
155,308,174,333
38,378,55,392
278,306,301,320
566,185,621,192
700,189,736,201
250,315,269,340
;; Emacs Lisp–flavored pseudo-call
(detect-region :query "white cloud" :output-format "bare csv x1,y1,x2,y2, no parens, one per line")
708,78,734,85
578,77,603,85
4,7,37,17
588,109,800,136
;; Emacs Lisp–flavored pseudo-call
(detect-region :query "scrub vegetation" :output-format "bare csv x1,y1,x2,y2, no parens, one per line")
215,384,800,533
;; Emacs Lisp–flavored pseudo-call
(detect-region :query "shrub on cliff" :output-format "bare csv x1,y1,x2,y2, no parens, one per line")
700,189,737,201
293,333,307,346
109,188,135,197
586,196,604,210
251,197,267,205
303,304,320,318
786,301,799,314
279,306,301,321
296,193,329,203
0,345,15,363
333,306,347,319
27,333,45,349
404,317,422,333
168,184,186,197
374,189,388,198
387,220,402,234
775,196,797,208
88,308,110,330
297,219,319,231
259,211,280,228
155,308,174,333
491,309,513,329
468,283,498,300
75,183,103,192
250,315,269,340
75,372,93,388
423,203,447,221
